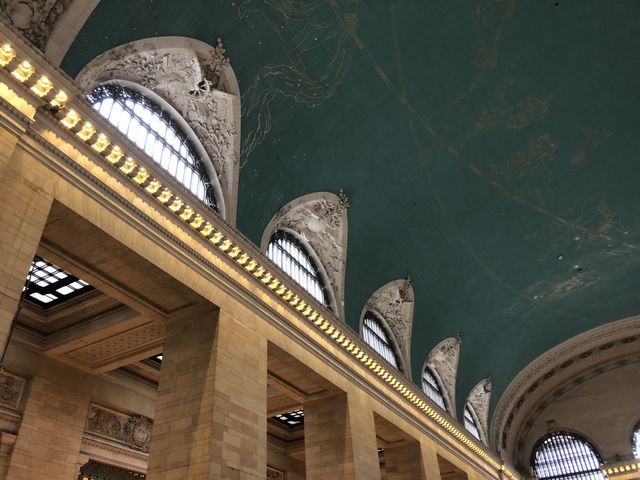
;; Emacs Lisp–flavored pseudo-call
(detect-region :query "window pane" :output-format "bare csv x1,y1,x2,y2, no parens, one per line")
266,231,329,307
362,312,398,368
86,84,217,209
422,368,447,411
532,432,604,480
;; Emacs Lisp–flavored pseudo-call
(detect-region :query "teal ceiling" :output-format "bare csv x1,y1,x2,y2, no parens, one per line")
62,0,640,418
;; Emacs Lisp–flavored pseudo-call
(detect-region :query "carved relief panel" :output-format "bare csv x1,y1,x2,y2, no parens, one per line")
0,372,26,410
85,404,153,453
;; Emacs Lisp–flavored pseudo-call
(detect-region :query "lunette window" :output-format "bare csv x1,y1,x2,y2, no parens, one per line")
362,311,399,368
421,368,447,411
633,421,640,459
87,84,217,209
266,231,329,307
464,405,481,441
531,431,604,480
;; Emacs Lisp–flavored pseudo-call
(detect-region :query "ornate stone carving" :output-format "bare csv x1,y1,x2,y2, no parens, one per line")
1,0,72,50
86,405,153,453
261,192,349,320
466,377,492,444
363,277,414,377
267,466,284,480
426,336,461,418
76,37,241,223
0,373,26,410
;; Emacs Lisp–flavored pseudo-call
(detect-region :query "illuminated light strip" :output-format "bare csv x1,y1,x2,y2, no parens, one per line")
1,39,517,480
604,462,640,475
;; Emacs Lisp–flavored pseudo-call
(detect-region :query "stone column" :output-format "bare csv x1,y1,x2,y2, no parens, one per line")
146,307,268,479
305,391,381,480
384,442,427,480
0,146,53,362
5,362,92,480
420,443,441,480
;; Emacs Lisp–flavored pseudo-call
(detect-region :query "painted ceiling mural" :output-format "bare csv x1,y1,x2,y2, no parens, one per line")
61,0,640,415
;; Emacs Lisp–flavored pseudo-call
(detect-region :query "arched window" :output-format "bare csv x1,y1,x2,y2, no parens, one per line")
421,367,448,411
87,84,217,209
464,405,482,441
633,421,640,458
532,432,604,480
362,311,399,368
267,230,329,307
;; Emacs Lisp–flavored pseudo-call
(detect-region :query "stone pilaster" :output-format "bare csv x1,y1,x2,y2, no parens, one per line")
146,307,267,479
305,392,381,480
421,443,442,480
5,362,92,480
0,148,53,360
384,442,427,480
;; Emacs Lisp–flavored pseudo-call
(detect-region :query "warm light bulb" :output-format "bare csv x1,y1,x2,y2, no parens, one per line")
0,44,15,66
11,60,33,82
60,109,81,129
31,75,52,97
50,90,67,108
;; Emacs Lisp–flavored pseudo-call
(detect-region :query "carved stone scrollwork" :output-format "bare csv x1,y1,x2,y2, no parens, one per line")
1,0,72,50
425,336,461,418
267,466,285,480
261,192,349,320
362,277,415,377
466,376,492,444
0,373,26,410
76,36,241,224
85,405,153,453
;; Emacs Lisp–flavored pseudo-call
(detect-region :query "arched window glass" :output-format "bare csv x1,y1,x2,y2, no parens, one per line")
267,231,329,307
532,432,604,480
362,311,398,368
87,84,217,209
633,421,640,459
421,368,447,411
464,405,481,441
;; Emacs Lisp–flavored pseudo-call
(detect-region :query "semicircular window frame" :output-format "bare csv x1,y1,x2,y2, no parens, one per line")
362,311,399,369
266,230,330,308
633,421,640,459
531,431,605,480
87,84,218,209
421,367,448,412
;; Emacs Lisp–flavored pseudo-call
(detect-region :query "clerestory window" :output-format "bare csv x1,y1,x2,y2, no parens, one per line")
422,367,448,412
362,311,399,368
267,230,329,307
87,84,217,209
464,405,482,441
532,431,604,480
